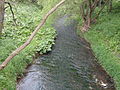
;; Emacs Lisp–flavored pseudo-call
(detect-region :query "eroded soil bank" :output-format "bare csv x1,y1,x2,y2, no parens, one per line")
17,15,115,90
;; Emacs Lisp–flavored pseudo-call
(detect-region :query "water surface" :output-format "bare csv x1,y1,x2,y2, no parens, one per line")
17,15,115,90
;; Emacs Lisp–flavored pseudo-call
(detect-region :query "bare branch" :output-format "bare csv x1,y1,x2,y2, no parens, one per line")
5,2,17,25
95,0,109,19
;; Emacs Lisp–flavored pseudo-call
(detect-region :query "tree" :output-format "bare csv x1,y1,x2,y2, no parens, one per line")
0,0,4,36
80,0,112,32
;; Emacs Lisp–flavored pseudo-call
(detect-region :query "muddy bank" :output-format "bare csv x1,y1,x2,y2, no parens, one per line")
17,15,115,90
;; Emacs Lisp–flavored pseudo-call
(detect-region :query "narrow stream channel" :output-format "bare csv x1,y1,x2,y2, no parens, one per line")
17,15,115,90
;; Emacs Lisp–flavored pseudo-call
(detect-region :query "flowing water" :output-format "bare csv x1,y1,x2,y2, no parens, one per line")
17,15,115,90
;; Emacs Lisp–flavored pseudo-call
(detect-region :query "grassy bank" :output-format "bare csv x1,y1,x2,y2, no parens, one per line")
0,1,60,89
80,2,120,90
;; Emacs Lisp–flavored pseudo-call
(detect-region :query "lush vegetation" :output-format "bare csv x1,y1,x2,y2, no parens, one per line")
0,0,120,89
0,0,59,89
80,2,120,89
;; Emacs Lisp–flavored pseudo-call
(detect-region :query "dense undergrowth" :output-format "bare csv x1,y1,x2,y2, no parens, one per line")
0,0,60,89
82,2,120,90
0,0,120,89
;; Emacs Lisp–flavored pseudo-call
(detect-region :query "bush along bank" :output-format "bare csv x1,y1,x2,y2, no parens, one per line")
80,2,120,90
0,1,59,89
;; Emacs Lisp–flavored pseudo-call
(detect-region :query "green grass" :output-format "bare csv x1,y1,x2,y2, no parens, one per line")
81,2,120,90
1,0,119,89
0,1,59,89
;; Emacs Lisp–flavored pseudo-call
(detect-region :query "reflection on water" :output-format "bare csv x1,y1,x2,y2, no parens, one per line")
17,15,115,90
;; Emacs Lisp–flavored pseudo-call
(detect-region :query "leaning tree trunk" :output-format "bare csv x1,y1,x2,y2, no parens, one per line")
0,0,4,36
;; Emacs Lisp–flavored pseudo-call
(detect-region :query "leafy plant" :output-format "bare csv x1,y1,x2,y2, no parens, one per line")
81,2,120,89
0,0,58,89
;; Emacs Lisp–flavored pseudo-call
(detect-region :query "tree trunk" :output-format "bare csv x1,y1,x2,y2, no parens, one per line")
0,0,4,36
108,0,112,12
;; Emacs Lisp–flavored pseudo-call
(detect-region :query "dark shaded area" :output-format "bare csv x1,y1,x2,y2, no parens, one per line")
17,15,115,90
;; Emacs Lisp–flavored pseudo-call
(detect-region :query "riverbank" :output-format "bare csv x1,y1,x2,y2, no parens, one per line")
0,1,58,89
0,0,119,89
78,2,120,90
17,14,115,90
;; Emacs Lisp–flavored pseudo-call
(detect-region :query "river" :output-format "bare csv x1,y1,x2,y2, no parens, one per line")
17,15,115,90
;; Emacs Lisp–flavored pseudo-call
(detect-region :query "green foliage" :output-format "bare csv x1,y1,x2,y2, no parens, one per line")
0,0,58,89
36,27,56,53
82,2,120,90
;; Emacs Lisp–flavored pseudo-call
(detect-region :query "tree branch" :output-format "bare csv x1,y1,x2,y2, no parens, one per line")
0,0,65,70
94,0,109,19
5,2,17,25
